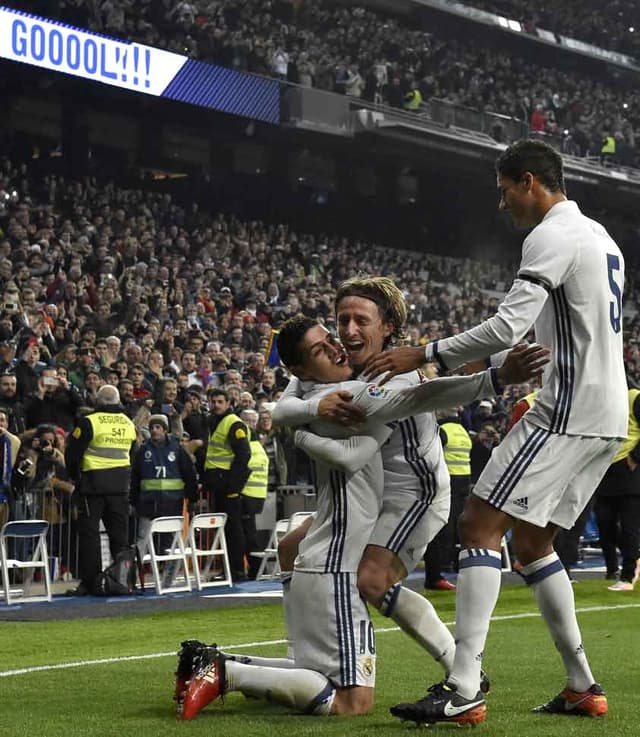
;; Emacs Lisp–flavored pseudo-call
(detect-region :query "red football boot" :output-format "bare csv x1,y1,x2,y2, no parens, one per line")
179,648,227,720
173,640,218,713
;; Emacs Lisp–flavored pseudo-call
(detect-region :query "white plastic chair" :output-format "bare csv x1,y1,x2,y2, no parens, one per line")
187,513,232,590
287,511,314,532
140,516,191,594
251,518,291,580
0,520,52,604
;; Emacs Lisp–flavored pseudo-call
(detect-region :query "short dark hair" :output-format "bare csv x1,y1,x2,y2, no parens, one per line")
35,423,57,439
207,387,229,401
496,139,565,193
277,315,317,368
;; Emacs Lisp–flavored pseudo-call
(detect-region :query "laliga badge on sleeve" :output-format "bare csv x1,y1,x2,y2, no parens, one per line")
366,384,387,399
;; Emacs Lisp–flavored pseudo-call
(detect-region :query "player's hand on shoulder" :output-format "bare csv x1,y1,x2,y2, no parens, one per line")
363,345,425,385
498,343,550,385
318,390,365,425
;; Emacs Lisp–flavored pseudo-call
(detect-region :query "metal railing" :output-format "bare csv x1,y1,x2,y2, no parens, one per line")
427,98,528,142
344,93,528,144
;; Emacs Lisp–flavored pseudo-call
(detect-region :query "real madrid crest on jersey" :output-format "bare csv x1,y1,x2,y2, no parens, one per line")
366,384,387,398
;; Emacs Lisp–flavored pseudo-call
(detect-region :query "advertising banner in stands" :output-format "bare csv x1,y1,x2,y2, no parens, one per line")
0,6,281,124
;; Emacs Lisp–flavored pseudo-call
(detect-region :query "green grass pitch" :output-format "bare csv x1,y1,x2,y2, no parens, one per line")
1,580,638,737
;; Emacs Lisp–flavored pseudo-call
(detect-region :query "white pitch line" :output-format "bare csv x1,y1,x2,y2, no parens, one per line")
202,591,284,599
1,602,639,679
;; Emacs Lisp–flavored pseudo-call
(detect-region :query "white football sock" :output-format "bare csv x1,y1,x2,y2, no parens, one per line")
382,584,455,675
522,552,595,692
226,660,335,715
225,653,296,668
281,571,295,659
448,548,502,699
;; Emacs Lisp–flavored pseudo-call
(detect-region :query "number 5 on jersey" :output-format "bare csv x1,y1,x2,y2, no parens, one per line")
607,253,622,334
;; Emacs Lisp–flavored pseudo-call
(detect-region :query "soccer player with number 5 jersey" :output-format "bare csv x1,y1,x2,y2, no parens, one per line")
368,140,627,725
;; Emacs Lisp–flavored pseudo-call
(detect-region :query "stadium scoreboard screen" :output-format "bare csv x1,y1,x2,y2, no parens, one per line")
0,6,281,124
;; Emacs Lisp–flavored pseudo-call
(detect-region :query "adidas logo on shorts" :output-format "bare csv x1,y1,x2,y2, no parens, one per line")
512,497,529,511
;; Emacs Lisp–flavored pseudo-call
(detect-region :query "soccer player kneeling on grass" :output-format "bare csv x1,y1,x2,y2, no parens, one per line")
175,317,547,720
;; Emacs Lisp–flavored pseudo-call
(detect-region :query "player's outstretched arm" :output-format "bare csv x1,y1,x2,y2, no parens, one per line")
356,344,549,425
294,427,390,474
364,280,549,384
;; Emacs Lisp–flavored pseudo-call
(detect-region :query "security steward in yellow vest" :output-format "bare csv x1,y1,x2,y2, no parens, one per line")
65,385,137,595
130,414,197,560
601,133,616,164
404,84,423,111
243,422,269,579
424,410,472,589
594,387,640,587
204,388,251,580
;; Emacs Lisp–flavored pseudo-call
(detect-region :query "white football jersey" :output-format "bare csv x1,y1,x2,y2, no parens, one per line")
426,200,627,438
275,369,499,572
290,380,384,574
360,370,445,498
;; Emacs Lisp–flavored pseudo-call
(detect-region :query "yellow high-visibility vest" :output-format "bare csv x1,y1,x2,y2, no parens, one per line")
205,413,245,470
243,439,269,500
441,422,472,476
601,136,616,154
613,389,639,463
405,89,423,110
81,412,136,472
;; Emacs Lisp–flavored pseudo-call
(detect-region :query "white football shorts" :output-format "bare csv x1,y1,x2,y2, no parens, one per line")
368,458,450,572
473,418,622,529
289,570,376,688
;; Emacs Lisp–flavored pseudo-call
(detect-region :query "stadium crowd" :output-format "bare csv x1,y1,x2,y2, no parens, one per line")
464,0,640,59
0,140,637,583
9,0,640,167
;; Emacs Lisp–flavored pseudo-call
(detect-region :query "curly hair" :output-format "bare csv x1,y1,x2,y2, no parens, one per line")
335,275,407,348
